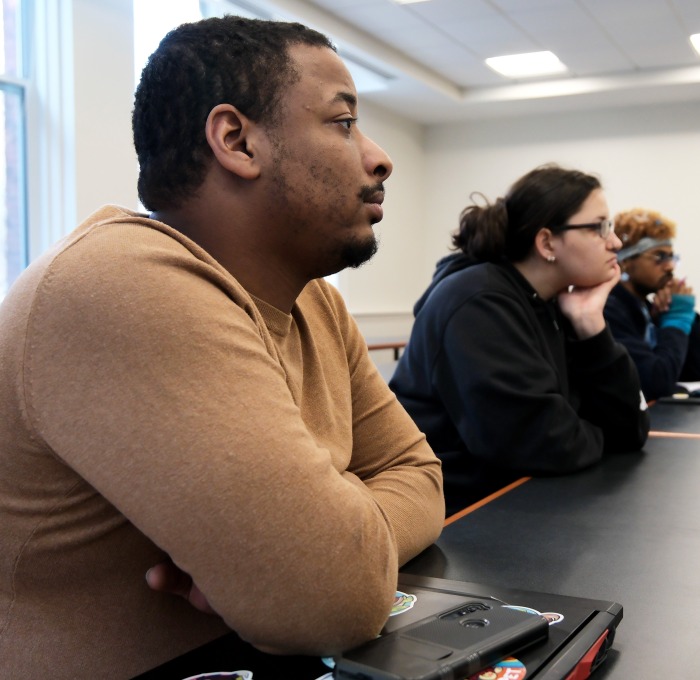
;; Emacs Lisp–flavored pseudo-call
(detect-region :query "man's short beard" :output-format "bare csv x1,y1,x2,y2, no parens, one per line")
632,280,658,297
341,233,379,269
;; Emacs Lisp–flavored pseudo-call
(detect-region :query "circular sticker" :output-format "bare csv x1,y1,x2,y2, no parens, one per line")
541,611,565,625
468,656,526,680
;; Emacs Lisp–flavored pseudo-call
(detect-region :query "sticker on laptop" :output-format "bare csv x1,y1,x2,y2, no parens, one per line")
541,611,564,625
391,590,417,616
181,672,252,680
502,604,564,625
468,656,526,679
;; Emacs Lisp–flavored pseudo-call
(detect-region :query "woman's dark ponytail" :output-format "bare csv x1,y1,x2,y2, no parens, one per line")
452,194,508,262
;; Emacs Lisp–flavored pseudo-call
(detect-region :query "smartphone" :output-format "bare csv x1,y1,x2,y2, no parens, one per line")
333,599,549,680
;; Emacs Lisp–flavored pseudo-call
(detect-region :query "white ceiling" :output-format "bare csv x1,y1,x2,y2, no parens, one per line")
218,0,700,123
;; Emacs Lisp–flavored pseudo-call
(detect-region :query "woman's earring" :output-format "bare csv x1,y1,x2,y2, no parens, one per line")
621,271,629,282
547,255,556,263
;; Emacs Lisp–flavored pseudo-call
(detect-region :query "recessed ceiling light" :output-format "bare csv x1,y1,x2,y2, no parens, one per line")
485,51,568,79
691,34,700,56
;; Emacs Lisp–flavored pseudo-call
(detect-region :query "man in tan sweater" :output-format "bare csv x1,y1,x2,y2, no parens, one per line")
0,16,444,679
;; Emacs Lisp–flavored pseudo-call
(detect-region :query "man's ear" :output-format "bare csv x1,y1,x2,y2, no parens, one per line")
534,227,557,262
205,104,262,180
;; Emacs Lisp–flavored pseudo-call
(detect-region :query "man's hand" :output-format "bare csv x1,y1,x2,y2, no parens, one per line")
146,559,218,616
670,277,693,296
652,285,673,315
652,278,693,318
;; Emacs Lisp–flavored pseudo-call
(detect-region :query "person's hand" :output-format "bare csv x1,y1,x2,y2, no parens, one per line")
651,284,673,316
146,559,218,616
146,560,291,655
652,279,693,318
670,277,693,296
558,264,620,339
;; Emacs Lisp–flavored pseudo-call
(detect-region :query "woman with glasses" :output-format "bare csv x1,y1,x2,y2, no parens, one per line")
603,208,700,401
389,164,650,516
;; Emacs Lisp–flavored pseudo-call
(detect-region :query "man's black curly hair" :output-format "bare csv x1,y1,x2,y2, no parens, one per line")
132,16,334,211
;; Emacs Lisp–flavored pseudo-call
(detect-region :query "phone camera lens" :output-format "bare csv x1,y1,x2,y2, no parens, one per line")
460,618,489,628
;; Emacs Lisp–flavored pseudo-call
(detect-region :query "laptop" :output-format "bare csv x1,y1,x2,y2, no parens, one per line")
134,573,621,680
137,574,622,680
352,573,623,680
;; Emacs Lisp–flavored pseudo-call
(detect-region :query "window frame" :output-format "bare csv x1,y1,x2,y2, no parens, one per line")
1,0,29,294
24,0,77,264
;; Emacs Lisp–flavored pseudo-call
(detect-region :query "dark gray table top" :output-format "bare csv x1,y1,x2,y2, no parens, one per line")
403,418,700,678
649,399,700,434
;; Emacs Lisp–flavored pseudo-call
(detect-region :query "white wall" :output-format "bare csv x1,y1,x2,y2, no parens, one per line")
72,0,138,222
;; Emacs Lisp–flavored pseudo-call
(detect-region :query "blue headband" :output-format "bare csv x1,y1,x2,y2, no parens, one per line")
617,237,672,262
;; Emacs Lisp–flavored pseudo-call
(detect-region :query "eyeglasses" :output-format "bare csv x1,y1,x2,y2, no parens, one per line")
550,219,615,239
641,251,679,266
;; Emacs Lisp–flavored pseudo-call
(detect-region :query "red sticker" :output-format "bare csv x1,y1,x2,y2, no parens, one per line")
467,656,527,680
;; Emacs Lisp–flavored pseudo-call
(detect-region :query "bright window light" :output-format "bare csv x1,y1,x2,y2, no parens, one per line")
691,34,700,56
485,51,567,79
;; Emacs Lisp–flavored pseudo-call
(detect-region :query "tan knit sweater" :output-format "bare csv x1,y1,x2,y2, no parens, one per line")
0,206,444,679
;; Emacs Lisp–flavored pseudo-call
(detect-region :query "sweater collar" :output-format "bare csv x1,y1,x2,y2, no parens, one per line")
250,294,294,337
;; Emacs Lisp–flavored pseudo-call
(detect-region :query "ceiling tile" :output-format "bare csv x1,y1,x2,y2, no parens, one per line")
291,0,700,122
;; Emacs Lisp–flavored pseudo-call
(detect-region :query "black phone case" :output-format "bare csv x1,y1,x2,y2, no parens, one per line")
333,599,549,680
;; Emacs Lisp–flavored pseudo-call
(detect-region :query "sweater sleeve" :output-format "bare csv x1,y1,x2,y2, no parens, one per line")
604,293,689,400
436,291,640,475
326,286,444,566
22,229,439,657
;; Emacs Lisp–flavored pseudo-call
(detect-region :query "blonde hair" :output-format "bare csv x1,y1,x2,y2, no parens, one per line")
615,208,676,248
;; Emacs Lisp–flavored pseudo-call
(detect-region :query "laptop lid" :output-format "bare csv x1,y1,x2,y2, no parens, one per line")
134,574,622,680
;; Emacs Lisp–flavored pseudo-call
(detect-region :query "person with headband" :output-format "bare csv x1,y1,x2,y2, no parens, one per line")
604,208,700,400
390,164,650,517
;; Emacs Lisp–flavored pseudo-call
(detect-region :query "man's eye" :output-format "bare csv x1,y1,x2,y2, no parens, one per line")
338,118,357,131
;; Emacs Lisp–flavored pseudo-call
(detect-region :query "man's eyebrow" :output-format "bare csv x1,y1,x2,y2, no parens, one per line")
331,91,357,109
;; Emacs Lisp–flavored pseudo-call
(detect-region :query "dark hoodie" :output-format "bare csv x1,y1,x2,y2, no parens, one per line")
604,283,700,400
390,257,650,517
412,252,476,316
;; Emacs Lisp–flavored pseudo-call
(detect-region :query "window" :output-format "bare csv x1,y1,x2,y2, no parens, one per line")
1,0,27,297
1,0,76,299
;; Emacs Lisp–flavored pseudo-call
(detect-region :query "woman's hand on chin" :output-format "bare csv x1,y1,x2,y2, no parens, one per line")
558,264,620,339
